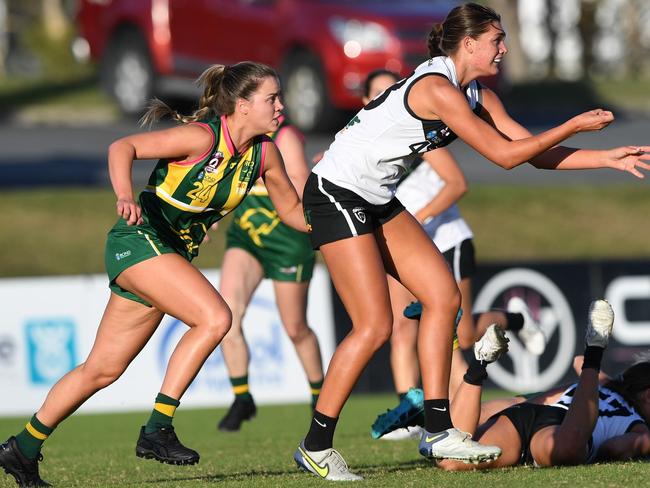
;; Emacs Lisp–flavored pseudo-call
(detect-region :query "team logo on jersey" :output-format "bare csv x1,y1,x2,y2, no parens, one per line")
425,127,451,147
205,151,224,173
352,207,366,223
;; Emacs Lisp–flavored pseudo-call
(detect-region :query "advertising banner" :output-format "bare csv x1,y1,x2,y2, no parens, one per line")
0,266,336,416
332,260,650,393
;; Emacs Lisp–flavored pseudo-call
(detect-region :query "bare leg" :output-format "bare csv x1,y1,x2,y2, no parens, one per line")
438,415,523,471
440,356,522,471
219,248,264,378
387,275,419,393
530,368,600,466
450,380,482,436
37,253,232,426
273,280,323,383
449,348,469,399
116,253,232,399
36,294,163,427
315,234,394,416
456,278,509,349
377,212,460,401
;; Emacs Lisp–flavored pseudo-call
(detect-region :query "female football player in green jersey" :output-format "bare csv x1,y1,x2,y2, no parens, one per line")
216,115,324,432
0,61,308,488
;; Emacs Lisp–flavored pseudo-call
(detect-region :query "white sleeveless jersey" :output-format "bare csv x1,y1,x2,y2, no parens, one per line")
395,162,473,252
313,56,483,205
553,385,646,463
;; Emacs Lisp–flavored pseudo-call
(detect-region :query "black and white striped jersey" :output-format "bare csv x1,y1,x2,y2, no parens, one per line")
313,56,482,205
553,385,646,462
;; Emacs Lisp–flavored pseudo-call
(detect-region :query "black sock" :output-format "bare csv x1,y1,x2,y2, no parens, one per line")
423,399,452,433
463,359,489,386
304,410,338,451
505,312,525,332
397,391,408,401
582,346,604,371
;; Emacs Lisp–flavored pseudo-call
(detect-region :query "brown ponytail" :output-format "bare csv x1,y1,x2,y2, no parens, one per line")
140,61,278,127
428,23,445,58
427,2,501,57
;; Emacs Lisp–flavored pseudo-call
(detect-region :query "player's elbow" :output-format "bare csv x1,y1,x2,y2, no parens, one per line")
489,156,517,170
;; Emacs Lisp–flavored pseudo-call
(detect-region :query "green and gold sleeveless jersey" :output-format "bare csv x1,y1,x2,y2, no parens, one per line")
230,118,300,239
139,115,268,260
233,117,295,207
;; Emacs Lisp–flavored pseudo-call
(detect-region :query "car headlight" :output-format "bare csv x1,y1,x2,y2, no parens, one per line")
329,17,391,55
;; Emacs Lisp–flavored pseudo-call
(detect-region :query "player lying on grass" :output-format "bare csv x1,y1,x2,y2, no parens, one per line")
438,299,650,470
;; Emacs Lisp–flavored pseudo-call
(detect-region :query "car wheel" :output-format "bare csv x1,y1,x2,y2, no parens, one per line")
101,30,154,115
282,52,341,133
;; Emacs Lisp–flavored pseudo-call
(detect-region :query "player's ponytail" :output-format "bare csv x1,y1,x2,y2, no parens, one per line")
140,62,278,127
427,2,501,57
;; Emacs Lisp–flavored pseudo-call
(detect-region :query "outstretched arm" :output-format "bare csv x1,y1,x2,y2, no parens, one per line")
409,76,614,169
479,88,650,178
415,148,467,223
597,423,650,461
262,141,309,232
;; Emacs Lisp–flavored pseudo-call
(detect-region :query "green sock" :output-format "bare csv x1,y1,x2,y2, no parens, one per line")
309,379,323,410
144,393,180,434
230,375,252,401
15,414,53,460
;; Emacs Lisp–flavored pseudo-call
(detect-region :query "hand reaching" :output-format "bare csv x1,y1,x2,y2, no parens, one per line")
202,222,219,244
116,197,143,225
571,109,614,133
604,146,650,178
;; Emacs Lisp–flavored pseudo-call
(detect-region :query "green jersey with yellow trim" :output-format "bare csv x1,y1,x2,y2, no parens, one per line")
139,115,268,259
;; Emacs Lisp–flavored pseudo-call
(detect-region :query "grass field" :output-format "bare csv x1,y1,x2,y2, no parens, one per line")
1,184,649,277
1,393,648,487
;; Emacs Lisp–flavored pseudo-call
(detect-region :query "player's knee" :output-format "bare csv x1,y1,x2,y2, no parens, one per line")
285,322,310,343
391,318,416,347
420,292,461,325
82,362,125,390
355,319,392,348
201,309,233,343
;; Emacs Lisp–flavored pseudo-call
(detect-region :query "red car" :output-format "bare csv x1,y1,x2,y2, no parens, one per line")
76,0,460,132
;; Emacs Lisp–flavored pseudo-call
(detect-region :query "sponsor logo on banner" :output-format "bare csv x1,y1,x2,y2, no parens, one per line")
606,276,650,345
0,335,16,368
25,318,77,385
474,268,576,392
158,295,284,393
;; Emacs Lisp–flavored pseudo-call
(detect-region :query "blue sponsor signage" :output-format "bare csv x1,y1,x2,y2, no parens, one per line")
25,318,77,385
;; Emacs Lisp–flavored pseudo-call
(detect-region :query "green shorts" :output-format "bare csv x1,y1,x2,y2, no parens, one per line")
104,218,180,305
226,200,315,282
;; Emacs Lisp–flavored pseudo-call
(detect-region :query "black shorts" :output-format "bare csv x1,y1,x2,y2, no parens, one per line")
492,403,566,465
442,238,476,281
303,173,405,249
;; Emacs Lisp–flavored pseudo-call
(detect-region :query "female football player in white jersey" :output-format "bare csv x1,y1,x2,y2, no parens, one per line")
438,300,650,470
293,3,649,480
362,69,544,441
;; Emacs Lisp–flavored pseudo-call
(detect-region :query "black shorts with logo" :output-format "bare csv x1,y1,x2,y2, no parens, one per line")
303,173,405,249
